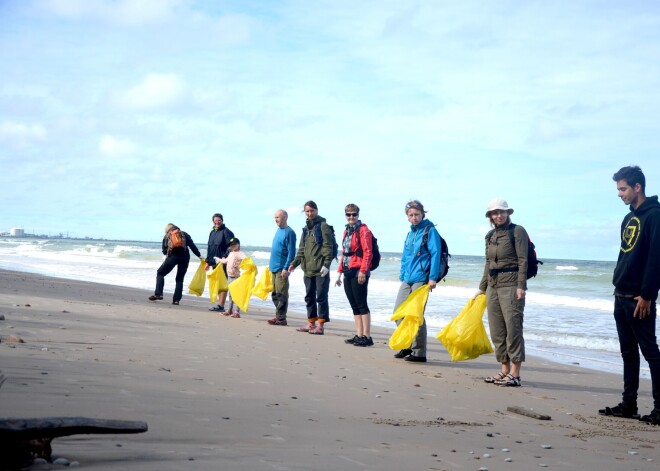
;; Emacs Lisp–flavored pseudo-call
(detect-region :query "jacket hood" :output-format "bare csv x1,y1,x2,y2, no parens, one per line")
410,218,433,231
632,195,660,215
306,215,326,229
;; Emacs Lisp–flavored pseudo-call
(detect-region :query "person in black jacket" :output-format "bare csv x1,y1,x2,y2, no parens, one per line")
599,165,660,426
206,213,235,312
149,223,201,305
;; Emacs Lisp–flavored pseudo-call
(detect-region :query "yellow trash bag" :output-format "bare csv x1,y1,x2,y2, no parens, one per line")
207,263,228,303
188,258,207,296
228,257,258,312
436,294,493,361
252,267,273,300
389,284,429,350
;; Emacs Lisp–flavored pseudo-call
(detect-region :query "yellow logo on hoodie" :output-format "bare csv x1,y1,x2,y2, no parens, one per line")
621,216,641,253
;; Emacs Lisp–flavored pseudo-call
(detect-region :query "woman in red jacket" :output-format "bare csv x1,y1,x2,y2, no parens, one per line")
336,203,374,347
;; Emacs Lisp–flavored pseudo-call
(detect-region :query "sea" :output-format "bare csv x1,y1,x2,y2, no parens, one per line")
0,236,652,379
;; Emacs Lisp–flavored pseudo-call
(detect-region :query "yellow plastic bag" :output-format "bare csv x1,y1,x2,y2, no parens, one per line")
228,257,258,312
389,284,429,350
207,263,228,303
188,258,207,296
436,294,493,361
252,267,273,300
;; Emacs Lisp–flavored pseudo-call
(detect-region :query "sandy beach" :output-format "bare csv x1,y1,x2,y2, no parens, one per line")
1,269,658,470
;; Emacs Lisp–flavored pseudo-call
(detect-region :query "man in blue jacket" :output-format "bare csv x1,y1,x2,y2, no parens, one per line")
599,166,660,425
268,209,297,326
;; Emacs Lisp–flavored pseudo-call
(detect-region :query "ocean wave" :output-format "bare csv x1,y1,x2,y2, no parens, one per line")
556,265,579,271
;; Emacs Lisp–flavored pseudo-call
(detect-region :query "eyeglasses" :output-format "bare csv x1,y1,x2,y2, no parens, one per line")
345,212,359,217
406,200,422,210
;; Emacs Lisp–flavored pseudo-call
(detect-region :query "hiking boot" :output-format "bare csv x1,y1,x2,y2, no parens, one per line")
598,402,639,419
268,318,287,326
308,324,324,335
209,305,225,312
354,336,374,347
394,349,412,359
639,409,660,426
345,334,360,344
148,295,163,301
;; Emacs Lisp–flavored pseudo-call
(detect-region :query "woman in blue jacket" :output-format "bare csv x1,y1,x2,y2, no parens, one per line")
393,200,443,362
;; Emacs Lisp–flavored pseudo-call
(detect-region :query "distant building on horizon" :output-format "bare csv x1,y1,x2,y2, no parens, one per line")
10,227,25,237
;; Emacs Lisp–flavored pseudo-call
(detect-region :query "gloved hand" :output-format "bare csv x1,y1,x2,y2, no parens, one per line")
320,266,329,277
213,257,222,265
474,290,486,299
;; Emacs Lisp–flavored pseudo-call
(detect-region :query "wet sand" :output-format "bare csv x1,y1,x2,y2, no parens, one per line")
1,269,658,469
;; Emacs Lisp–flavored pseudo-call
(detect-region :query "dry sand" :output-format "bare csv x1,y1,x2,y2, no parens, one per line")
1,269,658,470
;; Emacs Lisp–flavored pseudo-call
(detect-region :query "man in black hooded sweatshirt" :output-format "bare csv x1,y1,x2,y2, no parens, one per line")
599,165,660,426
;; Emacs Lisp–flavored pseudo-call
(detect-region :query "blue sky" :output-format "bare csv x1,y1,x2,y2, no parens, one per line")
1,0,659,260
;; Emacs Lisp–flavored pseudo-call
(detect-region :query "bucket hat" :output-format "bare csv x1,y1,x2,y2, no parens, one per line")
485,198,514,218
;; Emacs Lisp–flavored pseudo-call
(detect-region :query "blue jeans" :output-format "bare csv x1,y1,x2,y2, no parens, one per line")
614,296,660,410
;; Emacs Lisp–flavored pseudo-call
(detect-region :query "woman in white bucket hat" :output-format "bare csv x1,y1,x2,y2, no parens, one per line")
478,198,530,387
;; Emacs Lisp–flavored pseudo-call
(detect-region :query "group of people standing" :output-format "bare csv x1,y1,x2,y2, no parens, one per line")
148,165,660,426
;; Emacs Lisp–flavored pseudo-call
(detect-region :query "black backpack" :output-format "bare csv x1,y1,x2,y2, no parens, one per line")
343,226,381,271
487,223,543,279
303,222,339,261
421,225,450,281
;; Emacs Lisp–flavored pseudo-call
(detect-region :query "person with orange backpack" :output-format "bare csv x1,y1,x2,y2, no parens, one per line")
149,223,201,305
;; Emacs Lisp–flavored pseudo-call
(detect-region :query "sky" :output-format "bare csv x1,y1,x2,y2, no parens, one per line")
1,0,659,261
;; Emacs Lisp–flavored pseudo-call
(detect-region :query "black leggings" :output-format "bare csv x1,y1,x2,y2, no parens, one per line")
155,254,190,302
343,269,370,315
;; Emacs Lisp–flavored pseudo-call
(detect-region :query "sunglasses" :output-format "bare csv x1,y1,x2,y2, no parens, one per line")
406,200,422,209
345,212,359,217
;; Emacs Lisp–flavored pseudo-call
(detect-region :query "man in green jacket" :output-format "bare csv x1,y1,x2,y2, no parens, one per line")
289,200,335,335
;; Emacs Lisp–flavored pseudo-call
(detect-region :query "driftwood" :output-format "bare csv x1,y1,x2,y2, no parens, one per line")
507,406,552,420
0,417,148,466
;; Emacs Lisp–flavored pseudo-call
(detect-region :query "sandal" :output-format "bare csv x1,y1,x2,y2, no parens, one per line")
495,373,521,387
639,409,660,425
484,371,509,384
296,324,315,332
598,402,639,419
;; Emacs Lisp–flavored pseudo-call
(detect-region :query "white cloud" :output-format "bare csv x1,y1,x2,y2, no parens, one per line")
116,74,185,110
0,121,46,142
99,135,135,157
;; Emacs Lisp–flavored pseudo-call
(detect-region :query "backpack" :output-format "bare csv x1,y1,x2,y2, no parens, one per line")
343,226,381,271
421,225,450,281
167,228,187,254
303,222,339,261
486,223,543,279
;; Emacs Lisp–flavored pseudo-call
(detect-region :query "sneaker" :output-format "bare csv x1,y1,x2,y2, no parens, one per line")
308,324,324,335
209,305,225,312
345,335,360,344
148,295,163,301
230,312,240,318
598,402,638,418
172,301,179,305
639,409,660,426
404,354,427,363
296,323,315,332
354,336,374,347
267,318,288,326
394,349,412,359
